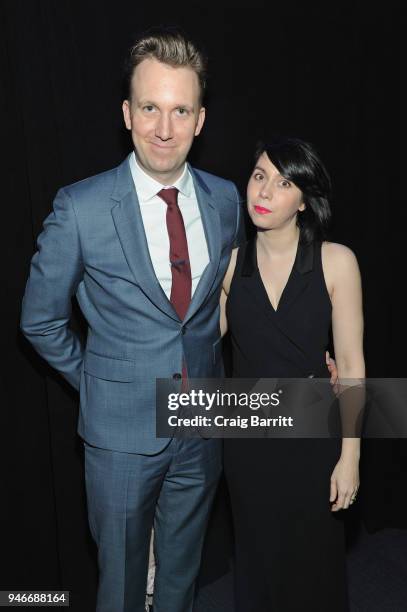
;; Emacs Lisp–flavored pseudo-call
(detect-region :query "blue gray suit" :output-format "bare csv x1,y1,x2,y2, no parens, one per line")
21,153,241,611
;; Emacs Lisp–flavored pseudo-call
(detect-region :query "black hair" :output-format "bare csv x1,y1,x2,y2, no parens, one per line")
255,137,332,244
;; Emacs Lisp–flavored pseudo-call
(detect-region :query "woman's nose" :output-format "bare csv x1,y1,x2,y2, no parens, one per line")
260,185,272,199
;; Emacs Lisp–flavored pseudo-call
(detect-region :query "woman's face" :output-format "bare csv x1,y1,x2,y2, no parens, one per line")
247,152,305,230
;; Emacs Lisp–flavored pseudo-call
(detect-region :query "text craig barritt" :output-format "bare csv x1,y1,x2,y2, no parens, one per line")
167,390,294,428
168,414,294,428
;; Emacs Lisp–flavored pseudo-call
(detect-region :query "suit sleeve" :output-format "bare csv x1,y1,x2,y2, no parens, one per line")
20,187,85,391
231,182,246,248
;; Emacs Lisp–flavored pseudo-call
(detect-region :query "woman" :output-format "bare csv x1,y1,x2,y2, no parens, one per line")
220,138,364,611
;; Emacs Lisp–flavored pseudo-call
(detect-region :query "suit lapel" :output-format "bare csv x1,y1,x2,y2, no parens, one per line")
242,237,315,368
277,240,314,314
110,154,179,321
184,166,221,324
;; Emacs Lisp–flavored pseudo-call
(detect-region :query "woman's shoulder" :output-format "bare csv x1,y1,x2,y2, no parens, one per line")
223,247,240,294
321,241,358,265
321,241,360,278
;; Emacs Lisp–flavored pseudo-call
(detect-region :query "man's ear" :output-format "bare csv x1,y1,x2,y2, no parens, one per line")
122,100,132,130
195,107,206,136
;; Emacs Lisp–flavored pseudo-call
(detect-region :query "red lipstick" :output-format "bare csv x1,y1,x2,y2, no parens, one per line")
254,205,272,215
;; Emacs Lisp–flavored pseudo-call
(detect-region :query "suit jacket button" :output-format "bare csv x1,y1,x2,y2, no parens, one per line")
173,373,182,380
181,327,186,335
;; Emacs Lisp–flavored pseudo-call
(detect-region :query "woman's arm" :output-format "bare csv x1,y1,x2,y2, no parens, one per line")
322,242,365,511
220,288,228,337
220,248,239,337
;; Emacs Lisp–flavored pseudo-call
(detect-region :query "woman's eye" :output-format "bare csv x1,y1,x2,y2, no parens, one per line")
253,173,264,180
280,180,291,187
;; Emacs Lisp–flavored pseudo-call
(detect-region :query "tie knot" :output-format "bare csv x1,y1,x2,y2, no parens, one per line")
157,187,179,207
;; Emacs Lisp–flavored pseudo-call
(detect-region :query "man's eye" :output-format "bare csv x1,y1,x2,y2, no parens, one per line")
143,105,154,112
177,108,188,115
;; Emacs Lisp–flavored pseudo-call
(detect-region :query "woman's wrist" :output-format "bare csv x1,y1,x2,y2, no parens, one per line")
340,438,361,461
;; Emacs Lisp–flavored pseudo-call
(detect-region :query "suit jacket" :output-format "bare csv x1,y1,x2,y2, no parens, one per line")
20,153,241,454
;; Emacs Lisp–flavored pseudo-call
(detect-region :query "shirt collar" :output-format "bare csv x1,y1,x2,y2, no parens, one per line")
129,151,193,201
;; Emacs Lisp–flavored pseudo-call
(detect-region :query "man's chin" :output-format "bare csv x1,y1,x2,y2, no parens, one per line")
147,160,184,178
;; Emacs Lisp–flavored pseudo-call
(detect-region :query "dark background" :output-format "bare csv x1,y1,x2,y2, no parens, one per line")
2,1,406,610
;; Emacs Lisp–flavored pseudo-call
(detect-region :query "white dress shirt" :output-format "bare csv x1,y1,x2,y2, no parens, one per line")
129,152,210,299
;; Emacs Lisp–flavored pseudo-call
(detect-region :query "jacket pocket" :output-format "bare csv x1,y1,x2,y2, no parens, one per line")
83,351,136,382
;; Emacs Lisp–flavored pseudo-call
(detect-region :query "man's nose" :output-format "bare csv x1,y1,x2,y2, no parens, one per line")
155,113,173,140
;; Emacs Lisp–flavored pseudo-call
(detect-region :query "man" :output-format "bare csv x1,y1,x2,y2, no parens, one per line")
20,28,241,612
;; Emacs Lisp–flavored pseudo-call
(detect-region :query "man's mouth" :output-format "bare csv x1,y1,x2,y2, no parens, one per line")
150,142,176,150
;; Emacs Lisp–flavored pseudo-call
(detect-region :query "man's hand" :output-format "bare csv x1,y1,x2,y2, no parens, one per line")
326,350,338,393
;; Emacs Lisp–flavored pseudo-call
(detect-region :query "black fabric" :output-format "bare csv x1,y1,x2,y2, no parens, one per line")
228,238,331,378
2,2,406,608
224,239,348,611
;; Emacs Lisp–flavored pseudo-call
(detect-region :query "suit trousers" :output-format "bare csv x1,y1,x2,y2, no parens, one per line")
84,436,222,612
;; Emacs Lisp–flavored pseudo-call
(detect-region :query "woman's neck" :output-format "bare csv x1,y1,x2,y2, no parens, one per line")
257,224,300,257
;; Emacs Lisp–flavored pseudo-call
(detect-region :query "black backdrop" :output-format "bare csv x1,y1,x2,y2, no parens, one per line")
2,1,406,610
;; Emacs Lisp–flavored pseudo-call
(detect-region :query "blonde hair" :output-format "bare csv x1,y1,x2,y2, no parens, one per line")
124,27,207,104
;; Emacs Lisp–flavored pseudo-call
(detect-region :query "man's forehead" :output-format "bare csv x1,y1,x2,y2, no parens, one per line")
132,59,199,85
133,59,198,81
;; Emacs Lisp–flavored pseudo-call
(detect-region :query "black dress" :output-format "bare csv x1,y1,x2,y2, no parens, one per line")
223,236,349,612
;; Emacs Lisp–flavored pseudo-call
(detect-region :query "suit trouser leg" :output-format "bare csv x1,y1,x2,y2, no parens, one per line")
84,441,169,612
153,438,223,612
84,438,222,612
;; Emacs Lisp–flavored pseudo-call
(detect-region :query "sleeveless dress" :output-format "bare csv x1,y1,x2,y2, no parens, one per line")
223,236,349,612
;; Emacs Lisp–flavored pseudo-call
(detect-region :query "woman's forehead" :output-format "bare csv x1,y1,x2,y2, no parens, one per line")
254,153,281,176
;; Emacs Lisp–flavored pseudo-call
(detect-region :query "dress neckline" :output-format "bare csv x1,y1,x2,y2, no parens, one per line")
241,234,315,278
255,235,300,313
240,234,316,316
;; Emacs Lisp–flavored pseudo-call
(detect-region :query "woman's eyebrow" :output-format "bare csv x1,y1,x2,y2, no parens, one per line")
253,166,284,179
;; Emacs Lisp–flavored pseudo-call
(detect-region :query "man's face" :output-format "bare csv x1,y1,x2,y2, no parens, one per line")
122,58,206,185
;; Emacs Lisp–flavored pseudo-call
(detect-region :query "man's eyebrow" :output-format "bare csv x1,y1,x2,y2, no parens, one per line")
137,100,194,110
172,103,195,111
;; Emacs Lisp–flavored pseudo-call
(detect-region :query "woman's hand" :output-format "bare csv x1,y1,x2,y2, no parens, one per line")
329,454,360,511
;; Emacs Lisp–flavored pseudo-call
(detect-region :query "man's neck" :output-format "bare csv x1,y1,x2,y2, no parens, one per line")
134,155,186,186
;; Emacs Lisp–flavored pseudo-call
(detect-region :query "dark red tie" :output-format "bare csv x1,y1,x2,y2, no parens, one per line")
157,188,192,319
157,188,191,388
